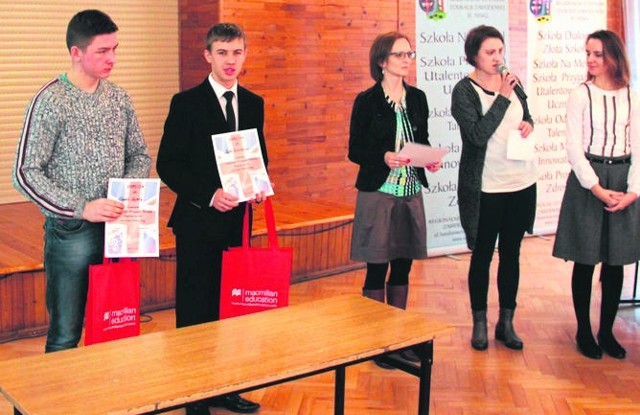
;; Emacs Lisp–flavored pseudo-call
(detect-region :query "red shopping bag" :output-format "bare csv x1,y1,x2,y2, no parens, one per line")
220,198,292,319
84,258,141,345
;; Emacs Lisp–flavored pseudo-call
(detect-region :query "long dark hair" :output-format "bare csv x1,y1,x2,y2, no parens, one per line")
586,30,630,88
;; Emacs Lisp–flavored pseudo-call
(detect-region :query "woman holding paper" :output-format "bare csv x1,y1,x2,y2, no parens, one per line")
348,31,441,366
451,25,537,351
553,30,639,360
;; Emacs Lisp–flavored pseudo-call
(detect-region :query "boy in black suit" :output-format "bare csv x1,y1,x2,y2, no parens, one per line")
157,23,267,415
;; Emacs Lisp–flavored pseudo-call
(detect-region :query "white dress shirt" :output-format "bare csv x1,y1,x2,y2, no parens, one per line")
565,82,640,195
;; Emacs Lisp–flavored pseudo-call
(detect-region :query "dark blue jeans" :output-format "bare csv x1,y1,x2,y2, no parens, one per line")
43,218,104,352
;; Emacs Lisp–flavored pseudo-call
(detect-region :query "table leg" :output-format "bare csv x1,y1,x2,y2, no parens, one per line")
416,341,434,415
334,366,345,415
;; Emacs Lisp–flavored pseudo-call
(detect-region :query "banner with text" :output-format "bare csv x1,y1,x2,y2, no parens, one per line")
526,0,606,234
416,0,509,256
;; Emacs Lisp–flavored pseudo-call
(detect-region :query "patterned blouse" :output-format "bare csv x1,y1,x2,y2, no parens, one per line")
378,90,422,197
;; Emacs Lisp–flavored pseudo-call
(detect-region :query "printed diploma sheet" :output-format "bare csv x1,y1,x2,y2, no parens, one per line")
212,128,274,202
104,178,161,258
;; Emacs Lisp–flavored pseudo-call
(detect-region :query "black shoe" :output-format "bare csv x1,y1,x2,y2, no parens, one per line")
597,333,626,359
398,349,421,363
576,335,602,359
208,394,260,414
186,402,209,415
373,355,396,369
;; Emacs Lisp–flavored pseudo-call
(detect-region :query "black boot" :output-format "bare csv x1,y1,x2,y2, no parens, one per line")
363,287,394,369
362,288,385,303
495,308,523,350
572,263,602,359
471,309,488,351
386,283,408,309
386,284,419,362
597,264,626,359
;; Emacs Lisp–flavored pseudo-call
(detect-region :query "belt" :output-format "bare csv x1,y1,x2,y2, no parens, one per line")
585,154,631,165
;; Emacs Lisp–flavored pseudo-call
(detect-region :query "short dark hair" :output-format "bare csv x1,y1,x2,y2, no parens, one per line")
206,23,246,51
464,25,504,67
66,9,118,51
369,32,412,82
586,30,630,88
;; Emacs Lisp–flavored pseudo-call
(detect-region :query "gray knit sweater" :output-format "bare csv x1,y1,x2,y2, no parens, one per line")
451,77,534,250
13,75,151,219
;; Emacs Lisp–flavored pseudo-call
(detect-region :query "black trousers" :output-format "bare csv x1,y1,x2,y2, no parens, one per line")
174,235,224,328
468,184,536,311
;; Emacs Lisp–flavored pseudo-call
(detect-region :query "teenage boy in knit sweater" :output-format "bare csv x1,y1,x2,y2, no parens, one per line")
12,9,151,353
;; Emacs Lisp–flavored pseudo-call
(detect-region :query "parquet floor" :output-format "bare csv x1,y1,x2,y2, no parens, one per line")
1,236,639,414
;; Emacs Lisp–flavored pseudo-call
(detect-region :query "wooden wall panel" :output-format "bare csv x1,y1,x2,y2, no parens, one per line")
607,0,624,37
179,0,220,91
140,254,177,312
180,0,402,207
0,272,48,342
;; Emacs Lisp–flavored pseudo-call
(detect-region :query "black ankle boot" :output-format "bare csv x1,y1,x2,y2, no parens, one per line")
495,308,523,350
576,332,602,359
597,332,626,359
386,284,408,309
471,310,488,351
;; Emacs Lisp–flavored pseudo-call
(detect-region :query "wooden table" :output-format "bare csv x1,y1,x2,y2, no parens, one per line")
0,295,451,415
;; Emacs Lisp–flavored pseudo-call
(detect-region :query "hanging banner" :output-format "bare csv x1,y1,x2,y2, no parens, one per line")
416,0,510,256
526,0,606,234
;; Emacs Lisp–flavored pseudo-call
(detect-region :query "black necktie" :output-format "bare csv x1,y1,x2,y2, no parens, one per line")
223,90,236,132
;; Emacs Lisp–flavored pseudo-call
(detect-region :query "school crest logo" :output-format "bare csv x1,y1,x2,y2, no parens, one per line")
419,0,447,21
529,0,553,23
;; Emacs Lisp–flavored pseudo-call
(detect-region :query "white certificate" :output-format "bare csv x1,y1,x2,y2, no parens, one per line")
397,142,449,167
104,178,161,258
212,128,274,202
507,130,536,161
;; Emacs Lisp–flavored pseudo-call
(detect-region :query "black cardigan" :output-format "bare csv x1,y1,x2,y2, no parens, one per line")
348,82,431,191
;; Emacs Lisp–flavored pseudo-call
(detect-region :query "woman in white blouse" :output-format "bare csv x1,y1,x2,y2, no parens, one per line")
553,30,639,360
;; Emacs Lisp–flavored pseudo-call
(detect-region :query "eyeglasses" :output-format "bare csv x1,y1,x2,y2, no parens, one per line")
388,51,416,60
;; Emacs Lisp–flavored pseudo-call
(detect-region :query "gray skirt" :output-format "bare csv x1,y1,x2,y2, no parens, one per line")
350,190,427,263
552,158,640,266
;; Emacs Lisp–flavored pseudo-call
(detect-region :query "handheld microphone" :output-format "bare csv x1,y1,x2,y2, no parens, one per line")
497,64,528,100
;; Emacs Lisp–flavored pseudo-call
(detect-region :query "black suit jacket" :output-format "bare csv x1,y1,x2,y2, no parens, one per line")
157,78,267,245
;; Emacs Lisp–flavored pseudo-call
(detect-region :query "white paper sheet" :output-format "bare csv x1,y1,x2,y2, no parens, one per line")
506,130,536,161
212,128,274,202
397,142,449,167
105,178,161,258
